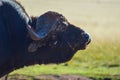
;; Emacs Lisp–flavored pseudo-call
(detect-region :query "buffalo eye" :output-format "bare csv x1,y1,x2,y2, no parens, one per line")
62,21,68,26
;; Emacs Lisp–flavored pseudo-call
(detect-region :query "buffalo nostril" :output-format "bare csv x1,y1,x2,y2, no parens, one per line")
85,33,89,39
82,32,91,44
84,32,91,39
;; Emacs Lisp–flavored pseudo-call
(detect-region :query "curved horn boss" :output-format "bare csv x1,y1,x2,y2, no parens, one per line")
27,11,68,41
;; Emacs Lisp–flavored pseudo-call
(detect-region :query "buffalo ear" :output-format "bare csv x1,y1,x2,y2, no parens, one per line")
28,42,39,53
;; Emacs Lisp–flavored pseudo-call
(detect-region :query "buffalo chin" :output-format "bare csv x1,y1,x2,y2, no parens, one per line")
35,45,77,64
35,35,91,64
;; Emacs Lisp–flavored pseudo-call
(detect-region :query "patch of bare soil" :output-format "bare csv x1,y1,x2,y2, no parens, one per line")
1,74,120,80
0,74,92,80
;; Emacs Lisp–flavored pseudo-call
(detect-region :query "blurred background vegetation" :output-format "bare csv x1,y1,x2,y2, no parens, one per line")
10,0,120,79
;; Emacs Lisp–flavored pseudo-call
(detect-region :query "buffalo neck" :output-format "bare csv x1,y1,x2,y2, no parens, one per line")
0,16,39,77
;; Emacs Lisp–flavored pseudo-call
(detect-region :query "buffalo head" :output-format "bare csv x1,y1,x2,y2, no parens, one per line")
27,11,91,64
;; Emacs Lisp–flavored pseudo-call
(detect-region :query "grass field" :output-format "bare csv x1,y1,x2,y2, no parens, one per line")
9,0,120,79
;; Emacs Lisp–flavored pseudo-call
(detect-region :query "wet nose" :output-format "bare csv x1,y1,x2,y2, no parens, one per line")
83,32,91,44
84,32,90,40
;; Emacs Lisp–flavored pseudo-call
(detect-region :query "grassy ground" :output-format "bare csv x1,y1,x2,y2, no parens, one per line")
10,42,120,79
9,0,120,79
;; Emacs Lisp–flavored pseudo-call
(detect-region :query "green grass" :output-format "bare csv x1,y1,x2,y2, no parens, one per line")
10,41,120,79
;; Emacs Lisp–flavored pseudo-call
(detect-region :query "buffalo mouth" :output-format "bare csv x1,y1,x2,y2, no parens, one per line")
79,32,91,50
64,32,91,51
80,38,91,50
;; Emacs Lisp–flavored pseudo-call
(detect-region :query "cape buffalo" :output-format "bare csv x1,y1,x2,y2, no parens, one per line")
0,0,91,77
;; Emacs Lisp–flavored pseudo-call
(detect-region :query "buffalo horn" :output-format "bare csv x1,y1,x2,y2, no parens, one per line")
26,25,42,40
